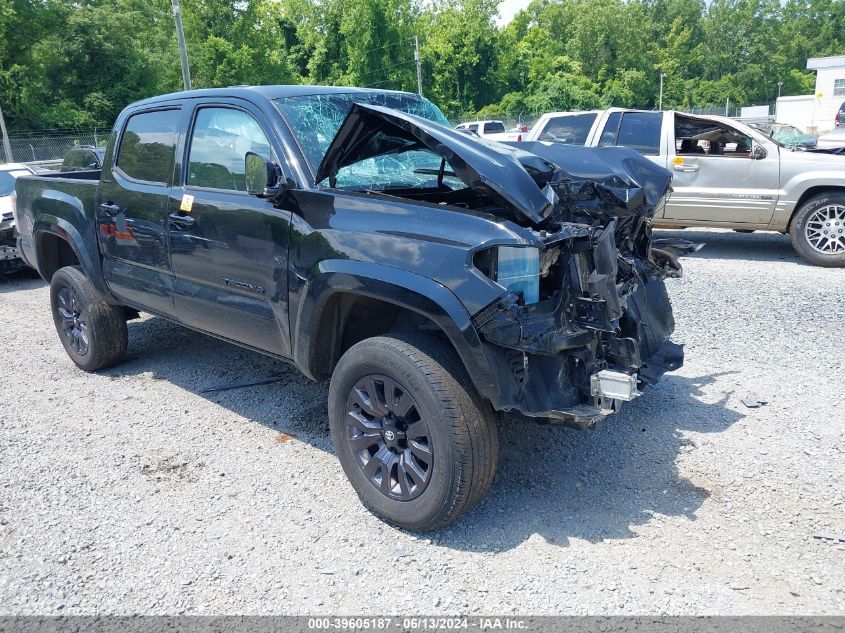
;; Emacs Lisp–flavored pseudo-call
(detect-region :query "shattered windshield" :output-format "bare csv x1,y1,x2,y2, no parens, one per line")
275,92,465,191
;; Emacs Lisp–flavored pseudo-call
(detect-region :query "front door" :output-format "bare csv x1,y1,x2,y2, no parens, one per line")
168,103,293,358
97,106,183,315
664,115,780,225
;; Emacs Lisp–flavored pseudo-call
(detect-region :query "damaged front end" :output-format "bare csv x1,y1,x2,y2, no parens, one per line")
470,143,687,427
315,104,692,428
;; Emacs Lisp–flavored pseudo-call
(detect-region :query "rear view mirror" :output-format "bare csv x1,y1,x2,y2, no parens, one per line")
751,145,767,160
245,152,283,197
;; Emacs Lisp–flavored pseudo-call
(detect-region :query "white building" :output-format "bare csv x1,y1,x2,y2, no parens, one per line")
806,55,845,130
774,55,845,132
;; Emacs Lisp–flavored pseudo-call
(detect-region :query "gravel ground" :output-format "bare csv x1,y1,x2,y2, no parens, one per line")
0,228,843,616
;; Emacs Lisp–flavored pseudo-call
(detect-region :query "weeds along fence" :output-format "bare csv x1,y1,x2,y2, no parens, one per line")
1,128,107,170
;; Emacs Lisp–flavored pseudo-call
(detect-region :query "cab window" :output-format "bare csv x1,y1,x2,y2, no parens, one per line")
116,109,180,184
483,121,505,134
186,107,273,192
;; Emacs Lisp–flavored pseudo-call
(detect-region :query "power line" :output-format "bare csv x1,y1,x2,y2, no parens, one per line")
358,38,416,56
356,59,417,79
364,76,408,89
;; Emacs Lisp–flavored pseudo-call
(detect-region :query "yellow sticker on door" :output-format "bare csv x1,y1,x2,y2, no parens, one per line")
672,156,684,165
180,194,195,212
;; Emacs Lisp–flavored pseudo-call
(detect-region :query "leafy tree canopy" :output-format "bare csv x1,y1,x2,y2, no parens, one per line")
0,0,840,131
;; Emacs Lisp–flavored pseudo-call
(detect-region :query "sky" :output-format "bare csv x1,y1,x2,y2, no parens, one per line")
496,0,532,25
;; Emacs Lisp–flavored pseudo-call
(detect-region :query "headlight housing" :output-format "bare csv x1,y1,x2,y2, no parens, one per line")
473,245,540,305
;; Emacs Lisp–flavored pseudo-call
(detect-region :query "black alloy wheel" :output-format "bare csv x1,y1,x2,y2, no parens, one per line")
49,266,128,371
328,335,499,531
56,285,90,356
345,374,433,501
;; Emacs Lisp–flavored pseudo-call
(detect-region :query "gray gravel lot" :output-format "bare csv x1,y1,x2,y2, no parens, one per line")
1,228,843,615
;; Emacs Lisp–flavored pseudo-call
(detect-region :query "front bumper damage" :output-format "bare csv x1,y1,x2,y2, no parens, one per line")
472,143,690,428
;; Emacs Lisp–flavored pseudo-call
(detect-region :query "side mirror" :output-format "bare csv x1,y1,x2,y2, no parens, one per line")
245,152,284,197
751,145,767,160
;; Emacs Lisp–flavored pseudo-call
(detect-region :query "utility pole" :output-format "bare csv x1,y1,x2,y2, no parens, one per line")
0,103,12,163
777,81,783,100
414,36,423,96
658,73,665,110
171,0,192,91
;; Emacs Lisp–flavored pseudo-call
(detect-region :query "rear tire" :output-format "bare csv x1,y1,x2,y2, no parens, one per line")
328,334,498,531
789,194,845,267
50,266,128,371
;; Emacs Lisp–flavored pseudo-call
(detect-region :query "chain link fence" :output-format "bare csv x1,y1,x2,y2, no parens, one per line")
1,128,108,171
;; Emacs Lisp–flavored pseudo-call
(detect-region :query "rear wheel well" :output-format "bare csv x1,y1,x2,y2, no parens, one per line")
310,293,449,381
789,187,845,231
36,232,80,281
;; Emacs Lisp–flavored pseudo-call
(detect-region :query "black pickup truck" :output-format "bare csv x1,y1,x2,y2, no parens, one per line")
15,85,687,530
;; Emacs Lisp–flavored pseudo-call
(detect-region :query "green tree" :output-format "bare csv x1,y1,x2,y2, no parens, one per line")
419,0,502,114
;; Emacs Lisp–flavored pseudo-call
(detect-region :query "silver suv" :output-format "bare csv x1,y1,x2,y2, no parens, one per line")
526,108,845,267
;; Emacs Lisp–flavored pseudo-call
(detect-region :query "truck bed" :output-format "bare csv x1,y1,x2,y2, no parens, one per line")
14,170,102,272
29,169,102,181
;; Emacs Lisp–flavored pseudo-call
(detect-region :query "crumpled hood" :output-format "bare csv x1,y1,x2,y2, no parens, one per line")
508,141,672,211
315,103,673,227
315,103,557,224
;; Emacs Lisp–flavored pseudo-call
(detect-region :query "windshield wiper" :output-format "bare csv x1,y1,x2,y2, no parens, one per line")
413,168,457,177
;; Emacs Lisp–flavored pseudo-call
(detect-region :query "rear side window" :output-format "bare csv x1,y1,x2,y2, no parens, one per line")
116,109,180,184
483,121,505,134
598,112,621,146
83,152,99,168
61,151,78,170
539,113,597,144
598,112,661,155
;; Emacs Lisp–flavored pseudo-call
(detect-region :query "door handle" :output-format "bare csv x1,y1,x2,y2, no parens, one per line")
168,213,195,228
673,164,700,173
99,202,121,216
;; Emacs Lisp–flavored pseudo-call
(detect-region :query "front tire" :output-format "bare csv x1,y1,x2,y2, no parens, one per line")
328,334,498,531
50,266,128,371
789,194,845,267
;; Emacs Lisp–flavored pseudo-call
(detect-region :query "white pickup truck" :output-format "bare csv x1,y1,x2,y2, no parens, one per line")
455,120,525,142
524,108,845,267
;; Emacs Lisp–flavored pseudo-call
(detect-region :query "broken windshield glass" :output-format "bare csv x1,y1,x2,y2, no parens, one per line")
275,92,464,191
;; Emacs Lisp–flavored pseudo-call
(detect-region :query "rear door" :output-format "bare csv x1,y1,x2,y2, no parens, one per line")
97,106,184,316
167,100,293,357
664,113,780,225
